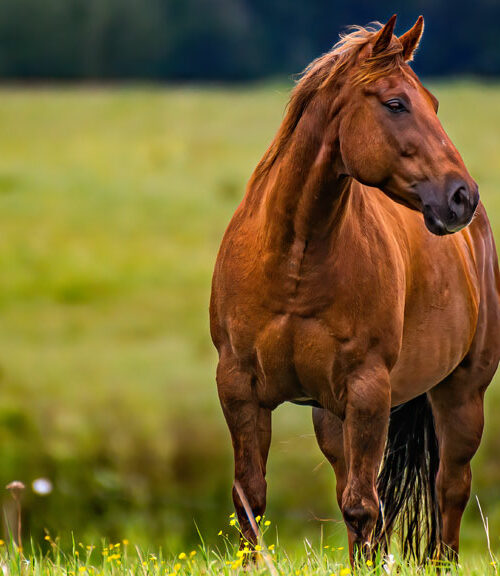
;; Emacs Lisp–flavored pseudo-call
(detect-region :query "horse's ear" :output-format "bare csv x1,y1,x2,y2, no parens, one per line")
373,14,397,55
399,15,424,61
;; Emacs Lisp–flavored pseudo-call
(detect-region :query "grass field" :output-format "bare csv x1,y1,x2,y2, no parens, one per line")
0,538,496,576
0,82,500,570
0,527,498,576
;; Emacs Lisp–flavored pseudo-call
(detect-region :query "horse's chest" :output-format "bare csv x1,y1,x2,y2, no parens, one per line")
226,254,400,406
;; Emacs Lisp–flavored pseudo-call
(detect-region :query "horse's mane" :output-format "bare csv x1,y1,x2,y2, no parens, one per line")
253,23,405,184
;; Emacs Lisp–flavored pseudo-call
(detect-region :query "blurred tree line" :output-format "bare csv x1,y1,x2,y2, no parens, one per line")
0,0,499,81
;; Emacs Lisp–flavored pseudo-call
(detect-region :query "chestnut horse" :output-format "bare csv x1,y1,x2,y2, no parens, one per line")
210,15,500,563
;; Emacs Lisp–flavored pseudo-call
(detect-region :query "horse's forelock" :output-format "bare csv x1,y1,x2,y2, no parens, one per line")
253,24,405,184
293,23,405,113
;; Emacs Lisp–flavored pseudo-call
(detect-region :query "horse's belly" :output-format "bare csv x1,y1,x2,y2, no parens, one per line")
389,309,476,405
253,307,476,409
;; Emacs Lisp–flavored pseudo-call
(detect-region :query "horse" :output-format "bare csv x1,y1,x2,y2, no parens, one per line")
210,14,500,564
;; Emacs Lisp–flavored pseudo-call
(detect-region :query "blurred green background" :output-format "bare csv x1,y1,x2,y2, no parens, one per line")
0,82,499,555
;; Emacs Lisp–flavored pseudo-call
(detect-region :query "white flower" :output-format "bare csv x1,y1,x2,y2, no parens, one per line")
383,554,395,575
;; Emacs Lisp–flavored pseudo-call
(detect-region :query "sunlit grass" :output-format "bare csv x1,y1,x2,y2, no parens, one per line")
0,532,495,576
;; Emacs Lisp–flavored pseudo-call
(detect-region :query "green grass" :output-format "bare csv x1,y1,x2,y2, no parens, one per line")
1,512,498,576
0,81,499,561
0,530,498,576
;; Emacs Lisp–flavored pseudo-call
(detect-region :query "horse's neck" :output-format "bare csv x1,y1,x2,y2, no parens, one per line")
258,96,352,253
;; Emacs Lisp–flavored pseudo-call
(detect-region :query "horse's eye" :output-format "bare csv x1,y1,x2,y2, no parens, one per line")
384,99,407,113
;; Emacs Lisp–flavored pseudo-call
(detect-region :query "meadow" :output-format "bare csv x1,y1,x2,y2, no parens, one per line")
0,82,500,572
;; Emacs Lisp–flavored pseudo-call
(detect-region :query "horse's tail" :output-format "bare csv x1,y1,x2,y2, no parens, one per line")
373,393,442,562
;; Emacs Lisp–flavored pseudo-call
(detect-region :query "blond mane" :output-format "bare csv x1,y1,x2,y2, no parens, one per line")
253,23,405,184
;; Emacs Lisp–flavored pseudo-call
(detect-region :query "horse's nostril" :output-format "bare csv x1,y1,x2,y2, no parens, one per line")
450,186,469,208
452,189,464,205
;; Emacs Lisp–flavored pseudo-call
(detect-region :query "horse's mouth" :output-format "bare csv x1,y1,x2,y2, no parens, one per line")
423,205,470,236
423,208,449,235
382,188,472,236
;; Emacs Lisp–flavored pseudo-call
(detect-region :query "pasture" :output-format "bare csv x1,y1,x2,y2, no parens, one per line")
0,82,500,570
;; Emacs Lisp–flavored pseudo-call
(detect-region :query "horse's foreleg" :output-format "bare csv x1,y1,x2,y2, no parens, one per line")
428,376,486,560
342,364,391,562
312,407,347,512
217,355,271,546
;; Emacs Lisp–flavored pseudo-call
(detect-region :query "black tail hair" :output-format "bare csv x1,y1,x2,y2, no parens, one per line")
373,393,442,562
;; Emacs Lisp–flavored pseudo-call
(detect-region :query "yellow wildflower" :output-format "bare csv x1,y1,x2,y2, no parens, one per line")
218,530,223,536
173,563,181,572
189,551,196,558
264,520,271,526
268,544,275,551
229,512,235,518
255,515,261,522
340,568,351,576
255,545,262,551
107,554,121,562
178,553,186,560
366,560,373,566
229,519,236,526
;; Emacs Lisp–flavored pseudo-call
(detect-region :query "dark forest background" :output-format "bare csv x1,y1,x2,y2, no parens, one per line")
1,0,499,81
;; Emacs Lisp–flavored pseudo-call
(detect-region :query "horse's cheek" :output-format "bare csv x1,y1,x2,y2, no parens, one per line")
340,111,390,184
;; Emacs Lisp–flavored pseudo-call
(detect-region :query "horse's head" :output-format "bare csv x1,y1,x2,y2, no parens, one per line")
338,15,478,235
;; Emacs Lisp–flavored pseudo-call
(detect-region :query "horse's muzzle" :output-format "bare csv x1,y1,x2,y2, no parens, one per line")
423,180,479,236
